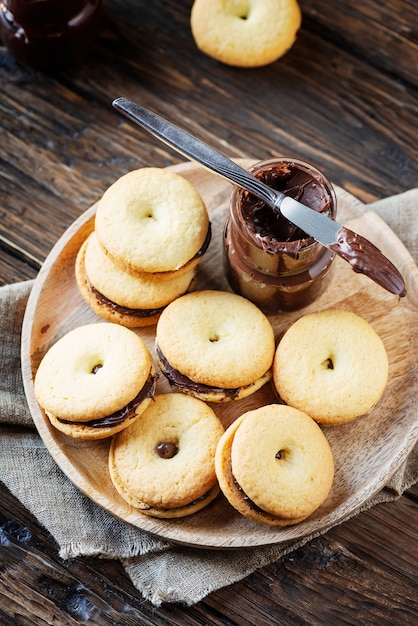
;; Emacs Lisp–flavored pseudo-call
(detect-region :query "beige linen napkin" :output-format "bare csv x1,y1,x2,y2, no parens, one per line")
1,190,417,606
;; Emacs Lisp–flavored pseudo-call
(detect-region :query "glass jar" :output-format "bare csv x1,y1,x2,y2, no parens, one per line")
223,158,337,314
0,0,102,69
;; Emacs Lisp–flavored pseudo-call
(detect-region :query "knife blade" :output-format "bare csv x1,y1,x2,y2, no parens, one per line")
112,97,406,297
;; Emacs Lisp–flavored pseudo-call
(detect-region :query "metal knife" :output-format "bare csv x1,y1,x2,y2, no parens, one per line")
111,97,406,297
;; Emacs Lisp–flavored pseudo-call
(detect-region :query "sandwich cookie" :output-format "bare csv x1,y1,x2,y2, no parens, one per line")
34,323,156,440
155,290,276,402
215,404,334,526
75,232,196,327
109,393,225,518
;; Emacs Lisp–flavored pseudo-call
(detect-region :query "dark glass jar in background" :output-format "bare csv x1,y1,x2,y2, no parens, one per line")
0,0,102,69
223,158,337,314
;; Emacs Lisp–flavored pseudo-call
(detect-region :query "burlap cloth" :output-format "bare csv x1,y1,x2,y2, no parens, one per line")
1,189,417,607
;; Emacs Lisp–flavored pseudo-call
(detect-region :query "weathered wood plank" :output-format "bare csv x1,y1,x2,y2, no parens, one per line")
0,243,39,286
1,486,417,625
300,0,418,87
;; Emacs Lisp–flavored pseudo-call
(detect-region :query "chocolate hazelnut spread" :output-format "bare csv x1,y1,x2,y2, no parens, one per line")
225,160,406,305
224,158,337,313
57,370,156,428
241,163,332,253
156,345,243,399
156,442,179,459
232,474,267,516
330,227,406,297
0,1,101,69
191,221,212,261
91,285,166,318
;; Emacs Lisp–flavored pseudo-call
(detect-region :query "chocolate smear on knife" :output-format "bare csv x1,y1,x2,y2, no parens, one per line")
330,227,406,297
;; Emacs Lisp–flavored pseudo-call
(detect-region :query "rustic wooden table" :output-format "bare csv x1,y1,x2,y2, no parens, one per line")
0,1,417,624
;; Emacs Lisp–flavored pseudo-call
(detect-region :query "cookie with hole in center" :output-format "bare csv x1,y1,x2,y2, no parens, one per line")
190,0,302,68
215,404,334,526
273,309,389,426
94,167,211,277
155,290,275,402
109,393,224,518
34,323,156,440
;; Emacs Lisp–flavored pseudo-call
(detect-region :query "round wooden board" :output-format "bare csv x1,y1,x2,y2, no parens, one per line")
21,160,418,548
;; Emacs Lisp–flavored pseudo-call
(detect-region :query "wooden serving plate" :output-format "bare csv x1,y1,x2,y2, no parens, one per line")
21,160,418,548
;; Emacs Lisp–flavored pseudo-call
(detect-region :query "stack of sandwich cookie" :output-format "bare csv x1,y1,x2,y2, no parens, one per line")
76,168,211,326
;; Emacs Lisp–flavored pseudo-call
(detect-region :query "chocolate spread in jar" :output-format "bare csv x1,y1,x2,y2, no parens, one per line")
224,158,337,313
240,162,332,254
0,1,102,69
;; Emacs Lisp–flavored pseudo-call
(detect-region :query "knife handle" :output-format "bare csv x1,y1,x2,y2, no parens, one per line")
112,97,284,211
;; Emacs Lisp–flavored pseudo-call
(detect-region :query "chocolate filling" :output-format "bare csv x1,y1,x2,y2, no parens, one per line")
139,488,214,512
156,441,179,459
189,221,212,262
232,473,267,515
156,345,243,399
91,285,165,318
57,370,156,428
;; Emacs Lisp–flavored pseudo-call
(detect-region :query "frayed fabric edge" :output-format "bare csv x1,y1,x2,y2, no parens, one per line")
59,540,172,561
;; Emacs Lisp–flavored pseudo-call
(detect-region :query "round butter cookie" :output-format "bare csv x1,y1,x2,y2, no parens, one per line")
190,0,301,68
273,309,389,426
95,168,211,276
34,323,156,440
109,393,224,518
155,290,275,402
75,232,196,327
215,404,334,526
